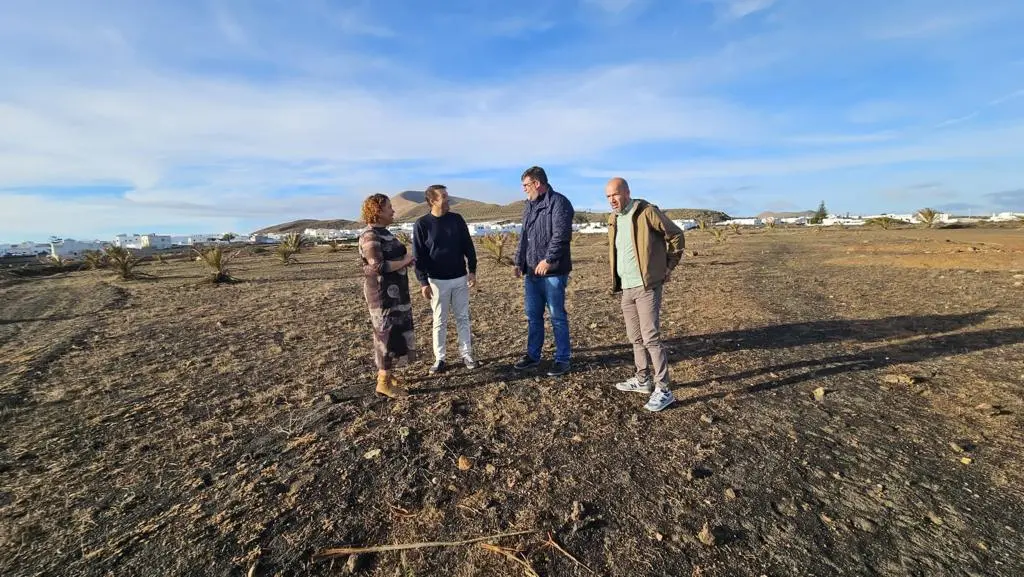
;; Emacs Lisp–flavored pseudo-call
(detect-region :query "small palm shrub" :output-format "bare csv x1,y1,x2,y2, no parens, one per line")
866,217,901,230
82,250,107,270
194,246,239,283
104,246,148,280
274,243,297,265
916,208,939,228
480,233,517,265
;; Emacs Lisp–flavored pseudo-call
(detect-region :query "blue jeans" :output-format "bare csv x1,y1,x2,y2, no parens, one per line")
524,274,571,363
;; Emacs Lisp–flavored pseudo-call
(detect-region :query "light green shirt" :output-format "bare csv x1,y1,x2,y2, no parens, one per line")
615,200,644,290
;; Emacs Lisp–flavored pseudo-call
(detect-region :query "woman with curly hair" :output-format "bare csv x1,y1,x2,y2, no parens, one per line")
358,193,417,398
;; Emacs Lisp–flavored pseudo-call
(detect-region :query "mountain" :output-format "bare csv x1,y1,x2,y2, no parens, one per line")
254,219,360,234
397,199,527,222
389,190,430,216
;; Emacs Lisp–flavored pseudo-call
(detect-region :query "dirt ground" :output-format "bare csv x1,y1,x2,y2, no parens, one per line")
1,226,1023,576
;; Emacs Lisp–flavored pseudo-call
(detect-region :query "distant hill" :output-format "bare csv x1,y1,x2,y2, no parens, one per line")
254,219,361,234
582,208,731,223
389,190,425,216
399,200,528,222
757,210,815,220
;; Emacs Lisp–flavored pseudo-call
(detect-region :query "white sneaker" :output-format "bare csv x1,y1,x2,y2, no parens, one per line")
644,388,675,412
463,356,478,370
615,376,654,393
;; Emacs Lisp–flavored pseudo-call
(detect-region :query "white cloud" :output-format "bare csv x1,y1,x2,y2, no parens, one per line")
486,16,557,37
0,60,767,190
578,123,1024,182
717,0,777,19
786,131,899,145
582,0,645,15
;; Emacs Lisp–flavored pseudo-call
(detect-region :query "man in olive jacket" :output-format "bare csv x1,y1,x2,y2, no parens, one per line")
605,177,684,411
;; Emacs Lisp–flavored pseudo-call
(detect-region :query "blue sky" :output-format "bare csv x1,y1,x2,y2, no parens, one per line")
1,0,1023,241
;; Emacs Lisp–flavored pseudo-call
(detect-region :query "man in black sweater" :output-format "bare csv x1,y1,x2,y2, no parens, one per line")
412,184,478,374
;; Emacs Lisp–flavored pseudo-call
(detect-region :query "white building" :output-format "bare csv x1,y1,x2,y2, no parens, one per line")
577,222,609,234
820,216,866,226
468,222,522,236
862,213,914,223
140,234,173,250
50,239,107,258
909,212,953,224
780,216,808,225
2,242,49,257
303,228,358,240
989,211,1024,222
113,234,143,249
717,217,763,227
673,219,699,231
249,234,278,244
172,234,226,246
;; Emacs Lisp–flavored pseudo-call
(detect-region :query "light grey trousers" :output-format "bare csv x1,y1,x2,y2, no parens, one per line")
428,276,473,362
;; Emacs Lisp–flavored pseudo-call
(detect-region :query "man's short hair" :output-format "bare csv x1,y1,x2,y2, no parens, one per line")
425,184,447,204
521,166,548,187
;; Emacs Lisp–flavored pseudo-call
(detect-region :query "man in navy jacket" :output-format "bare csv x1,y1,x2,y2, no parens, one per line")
512,166,574,376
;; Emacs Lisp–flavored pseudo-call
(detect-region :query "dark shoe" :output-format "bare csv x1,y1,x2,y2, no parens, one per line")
429,360,447,375
547,361,571,377
513,355,540,371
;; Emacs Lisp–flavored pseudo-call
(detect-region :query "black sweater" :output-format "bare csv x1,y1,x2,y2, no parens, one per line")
412,212,477,286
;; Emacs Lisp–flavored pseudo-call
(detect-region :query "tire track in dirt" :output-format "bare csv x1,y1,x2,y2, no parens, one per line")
0,279,128,401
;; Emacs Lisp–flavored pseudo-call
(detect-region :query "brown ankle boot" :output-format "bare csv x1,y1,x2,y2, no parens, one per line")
375,373,408,398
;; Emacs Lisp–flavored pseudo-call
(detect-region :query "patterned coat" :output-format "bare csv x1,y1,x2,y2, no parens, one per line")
358,226,416,370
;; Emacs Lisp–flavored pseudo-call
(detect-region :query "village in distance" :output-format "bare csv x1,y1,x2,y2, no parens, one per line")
4,189,1023,261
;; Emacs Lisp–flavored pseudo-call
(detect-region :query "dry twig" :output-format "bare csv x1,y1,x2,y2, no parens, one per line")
479,543,540,577
314,529,536,560
543,532,596,575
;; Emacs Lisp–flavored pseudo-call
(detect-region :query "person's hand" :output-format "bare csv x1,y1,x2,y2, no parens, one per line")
514,267,522,279
402,254,415,269
420,284,432,300
534,259,551,276
467,273,476,288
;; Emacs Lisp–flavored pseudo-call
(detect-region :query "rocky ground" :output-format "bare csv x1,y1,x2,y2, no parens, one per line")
1,226,1023,576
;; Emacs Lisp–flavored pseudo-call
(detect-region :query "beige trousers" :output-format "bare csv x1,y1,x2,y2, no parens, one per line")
621,285,670,389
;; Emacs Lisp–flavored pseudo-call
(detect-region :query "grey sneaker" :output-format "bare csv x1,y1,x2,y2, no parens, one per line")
644,388,675,412
463,356,478,370
615,376,654,393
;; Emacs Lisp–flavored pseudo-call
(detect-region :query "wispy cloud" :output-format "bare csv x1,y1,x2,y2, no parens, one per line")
582,0,646,15
578,123,1024,181
983,188,1024,209
490,17,556,37
710,0,777,20
211,1,248,47
989,89,1024,106
786,131,899,145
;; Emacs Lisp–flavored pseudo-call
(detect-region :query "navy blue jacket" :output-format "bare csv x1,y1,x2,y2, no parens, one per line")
514,189,574,276
412,211,476,286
